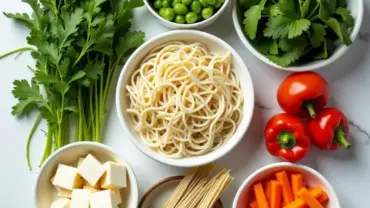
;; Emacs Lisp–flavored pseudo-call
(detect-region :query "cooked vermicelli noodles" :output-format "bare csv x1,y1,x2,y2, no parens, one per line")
126,41,243,158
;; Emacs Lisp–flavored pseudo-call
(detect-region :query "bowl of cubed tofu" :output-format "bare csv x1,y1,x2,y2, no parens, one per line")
35,142,138,208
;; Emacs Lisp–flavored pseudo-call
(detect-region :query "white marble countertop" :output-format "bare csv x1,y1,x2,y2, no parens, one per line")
0,0,369,207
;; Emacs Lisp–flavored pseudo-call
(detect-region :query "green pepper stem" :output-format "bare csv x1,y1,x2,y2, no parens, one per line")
306,102,316,118
278,132,297,149
336,127,351,149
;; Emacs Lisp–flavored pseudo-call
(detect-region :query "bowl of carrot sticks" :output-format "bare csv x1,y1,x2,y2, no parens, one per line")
232,162,340,208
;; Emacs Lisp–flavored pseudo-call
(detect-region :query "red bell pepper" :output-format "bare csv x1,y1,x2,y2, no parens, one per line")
308,108,351,151
265,113,311,162
277,72,329,118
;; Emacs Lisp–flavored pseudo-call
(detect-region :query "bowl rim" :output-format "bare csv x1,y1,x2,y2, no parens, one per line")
231,0,364,71
115,29,255,167
34,141,139,207
232,162,340,208
143,0,230,29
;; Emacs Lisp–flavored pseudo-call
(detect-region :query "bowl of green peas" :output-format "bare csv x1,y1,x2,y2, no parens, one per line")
144,0,228,29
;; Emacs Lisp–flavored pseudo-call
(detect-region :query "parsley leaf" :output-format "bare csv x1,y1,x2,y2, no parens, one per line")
264,0,311,39
268,42,307,66
335,7,354,28
325,17,352,46
12,80,41,100
318,0,337,20
12,97,38,116
309,23,326,48
243,4,264,40
264,16,311,39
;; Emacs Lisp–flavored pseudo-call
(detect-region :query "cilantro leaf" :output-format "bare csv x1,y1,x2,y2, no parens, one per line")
325,17,352,46
309,23,326,48
269,4,281,17
115,31,145,58
269,40,279,55
278,0,299,19
243,0,266,40
264,16,311,39
314,40,328,60
12,80,41,100
12,97,37,116
268,43,307,66
58,8,84,48
335,7,354,28
3,12,34,28
35,71,59,84
39,106,57,124
69,71,86,83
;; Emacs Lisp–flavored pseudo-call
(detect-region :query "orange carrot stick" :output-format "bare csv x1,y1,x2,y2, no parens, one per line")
291,174,304,199
299,188,324,208
284,187,327,208
276,171,294,204
310,188,328,203
265,181,273,201
250,200,258,208
270,180,282,208
254,183,269,208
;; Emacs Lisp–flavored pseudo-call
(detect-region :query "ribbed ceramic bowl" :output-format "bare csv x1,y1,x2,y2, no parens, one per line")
35,142,139,208
233,162,339,208
143,0,230,29
116,30,254,167
232,0,364,71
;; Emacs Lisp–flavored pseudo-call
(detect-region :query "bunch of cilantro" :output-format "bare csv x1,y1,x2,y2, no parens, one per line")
240,0,354,67
1,0,145,169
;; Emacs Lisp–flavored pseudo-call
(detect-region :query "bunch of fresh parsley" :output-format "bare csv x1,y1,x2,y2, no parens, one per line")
240,0,354,66
1,0,145,169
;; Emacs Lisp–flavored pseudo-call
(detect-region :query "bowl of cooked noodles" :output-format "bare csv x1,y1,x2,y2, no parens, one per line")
116,30,254,167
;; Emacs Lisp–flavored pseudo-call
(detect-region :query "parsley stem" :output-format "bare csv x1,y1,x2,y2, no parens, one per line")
0,47,34,59
307,3,320,19
26,113,42,170
38,124,53,167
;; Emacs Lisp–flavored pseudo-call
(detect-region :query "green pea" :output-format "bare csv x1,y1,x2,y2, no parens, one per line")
172,0,181,6
181,0,193,6
174,3,188,15
175,15,186,23
199,0,208,7
159,8,166,16
191,1,202,14
160,8,175,21
214,0,223,8
206,0,216,5
185,12,198,23
162,0,170,7
201,7,214,19
154,0,163,9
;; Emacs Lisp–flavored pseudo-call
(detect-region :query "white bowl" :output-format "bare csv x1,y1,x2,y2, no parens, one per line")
232,0,364,71
35,142,139,208
116,30,254,167
143,0,230,29
233,162,340,208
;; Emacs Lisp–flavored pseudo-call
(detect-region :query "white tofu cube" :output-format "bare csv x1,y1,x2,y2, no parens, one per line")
111,188,122,205
77,157,85,168
85,178,101,189
101,162,127,189
56,187,72,198
50,198,70,208
83,185,100,193
70,189,91,208
77,154,105,186
53,164,83,190
89,190,116,208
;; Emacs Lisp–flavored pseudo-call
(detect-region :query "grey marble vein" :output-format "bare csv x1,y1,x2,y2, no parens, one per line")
358,32,370,43
254,102,273,111
349,120,370,144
